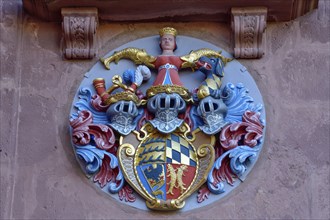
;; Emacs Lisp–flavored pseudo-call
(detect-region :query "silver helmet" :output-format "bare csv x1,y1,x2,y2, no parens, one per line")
106,100,139,135
197,96,228,135
147,93,186,133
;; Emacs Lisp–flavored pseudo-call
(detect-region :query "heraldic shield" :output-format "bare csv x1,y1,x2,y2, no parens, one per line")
118,123,215,210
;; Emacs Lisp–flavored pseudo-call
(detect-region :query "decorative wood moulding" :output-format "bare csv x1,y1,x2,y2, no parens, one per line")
23,0,318,22
61,8,98,59
231,7,267,59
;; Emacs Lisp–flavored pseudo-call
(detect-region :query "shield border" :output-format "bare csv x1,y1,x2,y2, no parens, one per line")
118,122,215,210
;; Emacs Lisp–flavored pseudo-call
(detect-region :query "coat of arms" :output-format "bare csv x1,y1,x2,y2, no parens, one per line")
69,27,265,211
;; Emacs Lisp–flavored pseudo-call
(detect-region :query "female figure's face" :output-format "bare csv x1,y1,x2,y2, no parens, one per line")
160,34,176,51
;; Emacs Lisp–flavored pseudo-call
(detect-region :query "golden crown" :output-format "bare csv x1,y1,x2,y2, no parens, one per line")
100,75,146,106
146,85,192,103
159,27,177,37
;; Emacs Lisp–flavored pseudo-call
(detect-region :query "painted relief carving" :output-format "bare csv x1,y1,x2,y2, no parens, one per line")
69,27,266,211
231,7,267,59
61,8,98,59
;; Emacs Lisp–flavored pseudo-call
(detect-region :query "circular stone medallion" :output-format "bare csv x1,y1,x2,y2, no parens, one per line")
69,35,266,211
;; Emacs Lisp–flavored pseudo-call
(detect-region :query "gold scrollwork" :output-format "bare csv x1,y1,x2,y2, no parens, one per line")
136,123,155,141
171,199,185,209
120,143,136,157
146,199,161,210
178,123,195,142
146,198,185,211
197,144,212,158
144,123,154,133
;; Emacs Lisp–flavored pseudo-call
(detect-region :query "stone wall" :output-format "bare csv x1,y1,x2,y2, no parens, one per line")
1,0,329,219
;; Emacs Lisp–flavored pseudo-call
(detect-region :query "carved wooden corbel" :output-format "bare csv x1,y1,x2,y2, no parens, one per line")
61,8,98,59
231,7,267,59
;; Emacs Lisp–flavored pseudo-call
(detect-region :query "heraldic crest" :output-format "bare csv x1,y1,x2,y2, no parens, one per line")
69,27,265,211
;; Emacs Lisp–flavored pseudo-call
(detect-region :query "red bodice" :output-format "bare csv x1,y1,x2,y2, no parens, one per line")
153,56,184,86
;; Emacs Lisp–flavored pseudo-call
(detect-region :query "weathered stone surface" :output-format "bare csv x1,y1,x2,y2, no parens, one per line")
1,0,329,219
